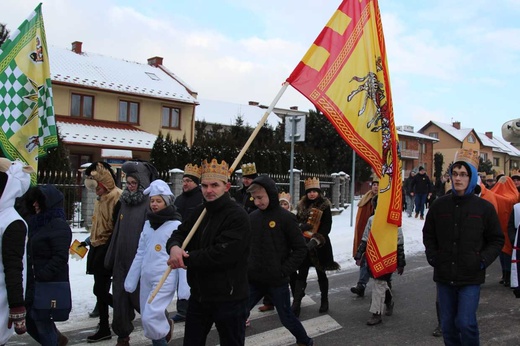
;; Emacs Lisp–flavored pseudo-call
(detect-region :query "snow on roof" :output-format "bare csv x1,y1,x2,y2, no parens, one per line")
481,134,520,157
427,121,473,142
56,117,157,149
397,129,438,142
195,98,281,128
49,46,197,104
101,149,132,159
476,132,499,149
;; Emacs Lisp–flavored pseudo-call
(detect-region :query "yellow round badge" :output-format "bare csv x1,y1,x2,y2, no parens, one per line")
155,244,162,252
249,196,254,201
269,221,276,228
120,214,123,220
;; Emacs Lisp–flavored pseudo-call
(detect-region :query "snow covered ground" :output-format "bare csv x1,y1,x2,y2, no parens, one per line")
57,199,427,332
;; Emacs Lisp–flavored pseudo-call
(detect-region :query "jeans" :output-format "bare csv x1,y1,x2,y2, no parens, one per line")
405,195,414,216
358,256,370,286
499,252,512,272
183,296,248,346
248,282,311,345
26,308,58,346
414,193,427,217
437,283,480,346
152,337,167,346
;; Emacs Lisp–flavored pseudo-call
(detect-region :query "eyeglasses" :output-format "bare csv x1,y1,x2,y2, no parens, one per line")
182,178,194,184
452,172,469,178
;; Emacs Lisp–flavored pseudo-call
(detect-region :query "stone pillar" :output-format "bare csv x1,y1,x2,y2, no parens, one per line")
170,168,184,198
81,186,96,230
338,171,347,207
331,173,340,209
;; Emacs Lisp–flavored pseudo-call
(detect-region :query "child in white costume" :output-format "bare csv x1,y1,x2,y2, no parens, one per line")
125,180,181,345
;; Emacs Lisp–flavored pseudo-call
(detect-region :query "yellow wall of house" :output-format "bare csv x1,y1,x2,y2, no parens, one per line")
53,85,194,144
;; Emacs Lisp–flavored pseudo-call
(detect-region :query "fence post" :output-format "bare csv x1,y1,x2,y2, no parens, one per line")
292,168,301,207
170,168,184,198
331,172,340,209
343,172,351,204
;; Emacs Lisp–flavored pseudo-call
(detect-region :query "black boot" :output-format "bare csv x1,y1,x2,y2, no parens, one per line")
319,296,329,313
499,270,506,285
350,284,365,297
318,278,329,313
291,280,306,318
384,289,393,316
504,271,511,287
86,323,111,343
89,303,99,318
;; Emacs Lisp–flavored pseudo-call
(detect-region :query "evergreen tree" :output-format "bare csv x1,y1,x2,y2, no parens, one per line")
38,127,71,174
0,23,9,48
434,152,444,180
150,131,169,172
478,157,493,174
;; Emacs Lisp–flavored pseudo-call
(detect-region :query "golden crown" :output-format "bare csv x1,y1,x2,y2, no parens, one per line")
201,159,229,182
241,162,257,176
454,148,480,169
485,174,495,180
184,163,201,178
279,191,291,203
304,177,320,191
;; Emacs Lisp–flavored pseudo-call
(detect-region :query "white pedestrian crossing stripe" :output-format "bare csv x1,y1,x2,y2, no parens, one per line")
46,296,341,345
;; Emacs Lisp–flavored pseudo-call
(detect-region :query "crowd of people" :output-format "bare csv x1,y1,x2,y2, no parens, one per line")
3,147,520,345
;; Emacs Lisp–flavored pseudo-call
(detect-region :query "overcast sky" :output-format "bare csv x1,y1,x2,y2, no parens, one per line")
2,0,520,139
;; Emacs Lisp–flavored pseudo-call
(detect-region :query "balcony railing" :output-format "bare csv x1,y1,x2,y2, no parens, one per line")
400,149,419,159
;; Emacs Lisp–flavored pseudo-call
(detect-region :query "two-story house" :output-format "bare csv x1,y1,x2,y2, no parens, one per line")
418,121,489,175
397,125,438,178
50,41,198,171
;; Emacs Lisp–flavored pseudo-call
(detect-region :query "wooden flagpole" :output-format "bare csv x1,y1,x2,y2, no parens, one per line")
148,82,290,303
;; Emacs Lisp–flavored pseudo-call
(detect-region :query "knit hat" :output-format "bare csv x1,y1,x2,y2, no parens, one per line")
418,166,425,171
144,179,174,206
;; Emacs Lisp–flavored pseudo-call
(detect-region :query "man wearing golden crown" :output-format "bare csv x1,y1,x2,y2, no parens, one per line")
170,163,203,323
423,149,503,344
167,159,251,346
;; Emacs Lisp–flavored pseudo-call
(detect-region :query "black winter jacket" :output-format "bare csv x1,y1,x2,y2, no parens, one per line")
411,173,432,194
235,187,257,214
423,193,504,286
166,192,251,302
247,176,307,286
174,185,203,222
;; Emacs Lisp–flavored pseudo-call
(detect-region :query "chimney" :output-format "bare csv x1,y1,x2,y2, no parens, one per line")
71,41,83,54
485,131,493,139
248,101,259,106
453,121,461,130
147,56,163,67
290,106,299,110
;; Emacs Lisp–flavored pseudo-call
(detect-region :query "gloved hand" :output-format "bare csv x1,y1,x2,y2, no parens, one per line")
8,306,26,335
397,267,404,275
79,241,88,248
299,223,313,231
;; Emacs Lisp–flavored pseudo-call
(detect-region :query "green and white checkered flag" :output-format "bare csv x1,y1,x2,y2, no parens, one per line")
0,3,56,177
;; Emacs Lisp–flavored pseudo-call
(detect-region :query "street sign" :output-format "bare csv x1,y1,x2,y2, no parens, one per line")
284,114,306,142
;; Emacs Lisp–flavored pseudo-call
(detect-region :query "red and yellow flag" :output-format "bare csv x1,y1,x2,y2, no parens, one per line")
287,0,402,277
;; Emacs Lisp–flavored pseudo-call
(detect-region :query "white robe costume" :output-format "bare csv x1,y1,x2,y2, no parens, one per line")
125,219,180,340
0,161,31,345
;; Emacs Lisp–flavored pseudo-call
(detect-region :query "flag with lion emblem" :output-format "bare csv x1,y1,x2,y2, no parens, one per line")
287,0,401,277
